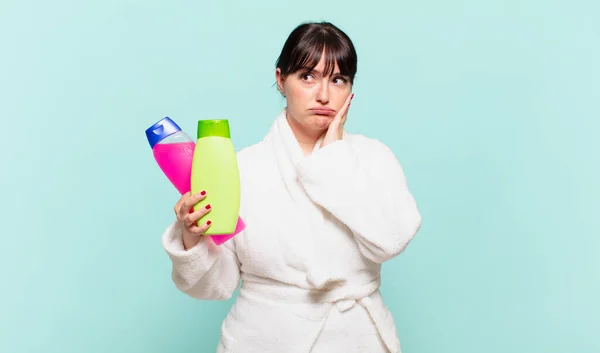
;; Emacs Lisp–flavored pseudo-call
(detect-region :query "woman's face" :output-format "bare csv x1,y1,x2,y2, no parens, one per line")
276,55,352,135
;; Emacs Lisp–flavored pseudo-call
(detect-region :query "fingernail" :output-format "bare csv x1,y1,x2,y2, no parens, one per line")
205,204,211,210
351,93,355,100
206,221,212,225
200,190,206,196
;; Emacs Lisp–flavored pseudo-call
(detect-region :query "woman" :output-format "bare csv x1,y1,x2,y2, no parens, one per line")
162,21,422,353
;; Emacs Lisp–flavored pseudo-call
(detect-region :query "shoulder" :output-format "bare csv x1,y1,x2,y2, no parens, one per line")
235,139,273,168
236,139,270,157
344,132,398,159
344,132,409,179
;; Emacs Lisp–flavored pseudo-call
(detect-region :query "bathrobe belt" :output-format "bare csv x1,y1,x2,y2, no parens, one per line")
240,280,401,353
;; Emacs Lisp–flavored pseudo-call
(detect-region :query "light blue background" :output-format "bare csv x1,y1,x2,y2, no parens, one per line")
1,0,598,352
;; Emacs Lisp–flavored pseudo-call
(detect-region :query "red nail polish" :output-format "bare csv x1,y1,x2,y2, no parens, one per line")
351,93,355,100
205,204,211,210
200,190,206,196
206,221,212,225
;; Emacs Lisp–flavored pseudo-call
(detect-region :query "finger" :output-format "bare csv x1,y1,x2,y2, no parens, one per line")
329,93,353,132
174,192,191,218
189,220,212,236
183,203,212,227
336,93,354,121
180,190,207,219
341,93,354,123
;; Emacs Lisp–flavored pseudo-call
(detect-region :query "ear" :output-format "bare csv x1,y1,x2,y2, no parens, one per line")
275,68,285,95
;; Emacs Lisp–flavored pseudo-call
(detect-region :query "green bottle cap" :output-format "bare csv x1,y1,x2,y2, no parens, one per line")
197,119,230,138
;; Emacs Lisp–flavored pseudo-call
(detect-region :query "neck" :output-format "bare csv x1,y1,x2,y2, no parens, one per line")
286,113,324,156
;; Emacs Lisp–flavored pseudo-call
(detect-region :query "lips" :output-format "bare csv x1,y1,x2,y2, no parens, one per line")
309,108,335,116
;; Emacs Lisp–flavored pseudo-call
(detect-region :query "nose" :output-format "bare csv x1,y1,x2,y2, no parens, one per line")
316,79,330,104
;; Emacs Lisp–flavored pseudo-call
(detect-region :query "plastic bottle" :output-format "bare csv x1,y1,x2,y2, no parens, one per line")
145,117,245,244
146,117,195,195
190,120,241,235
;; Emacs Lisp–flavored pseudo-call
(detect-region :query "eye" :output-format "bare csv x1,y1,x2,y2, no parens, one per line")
300,72,315,82
333,76,348,85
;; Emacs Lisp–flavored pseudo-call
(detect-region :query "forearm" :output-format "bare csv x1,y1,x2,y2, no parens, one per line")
162,221,241,300
298,140,422,263
182,231,201,250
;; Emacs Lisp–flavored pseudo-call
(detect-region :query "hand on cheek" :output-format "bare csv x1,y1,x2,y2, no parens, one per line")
321,93,354,148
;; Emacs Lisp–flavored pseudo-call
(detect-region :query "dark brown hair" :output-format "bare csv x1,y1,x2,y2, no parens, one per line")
276,22,357,84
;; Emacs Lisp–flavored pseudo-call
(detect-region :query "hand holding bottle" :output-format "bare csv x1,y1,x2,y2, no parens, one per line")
146,116,245,246
174,190,212,249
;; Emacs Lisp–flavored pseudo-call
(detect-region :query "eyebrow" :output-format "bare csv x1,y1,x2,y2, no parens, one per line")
303,68,349,77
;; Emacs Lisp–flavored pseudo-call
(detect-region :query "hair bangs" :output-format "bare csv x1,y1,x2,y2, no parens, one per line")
276,22,357,83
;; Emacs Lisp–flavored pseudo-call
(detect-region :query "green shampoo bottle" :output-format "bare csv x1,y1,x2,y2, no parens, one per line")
190,119,241,235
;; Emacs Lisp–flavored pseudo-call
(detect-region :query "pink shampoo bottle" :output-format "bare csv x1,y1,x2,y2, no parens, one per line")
145,117,245,245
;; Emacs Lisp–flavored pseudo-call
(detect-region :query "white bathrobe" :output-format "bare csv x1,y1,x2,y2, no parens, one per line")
162,110,422,353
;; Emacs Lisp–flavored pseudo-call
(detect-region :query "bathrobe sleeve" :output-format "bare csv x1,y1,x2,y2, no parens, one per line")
161,220,241,300
296,139,422,264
